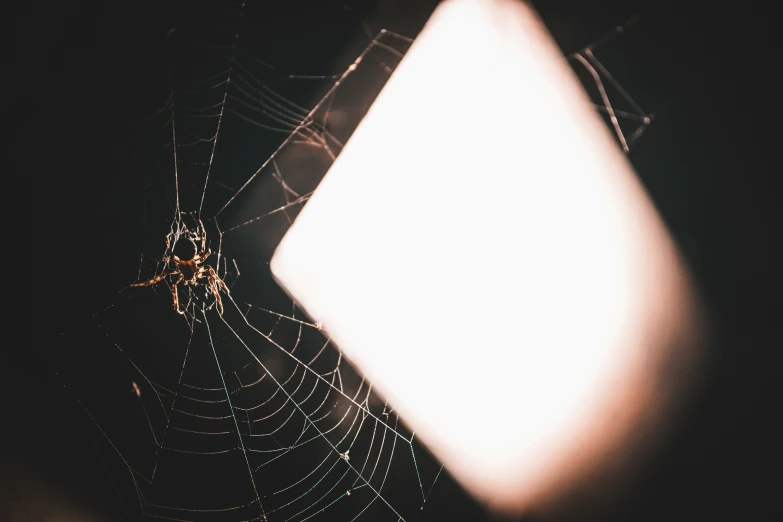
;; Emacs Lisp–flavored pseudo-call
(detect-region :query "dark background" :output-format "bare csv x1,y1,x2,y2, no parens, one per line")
12,0,780,521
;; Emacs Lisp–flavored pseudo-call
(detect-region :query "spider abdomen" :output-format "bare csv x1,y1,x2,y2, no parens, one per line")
180,259,199,281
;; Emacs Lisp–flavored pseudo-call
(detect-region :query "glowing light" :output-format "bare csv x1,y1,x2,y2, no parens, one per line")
272,0,700,515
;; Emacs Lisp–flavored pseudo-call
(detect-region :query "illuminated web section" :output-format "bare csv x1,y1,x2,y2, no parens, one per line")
57,2,682,521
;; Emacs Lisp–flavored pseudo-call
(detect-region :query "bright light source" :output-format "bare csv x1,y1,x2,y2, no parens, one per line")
271,0,701,516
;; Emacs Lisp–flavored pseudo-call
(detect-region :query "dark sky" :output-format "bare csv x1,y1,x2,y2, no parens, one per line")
13,1,780,521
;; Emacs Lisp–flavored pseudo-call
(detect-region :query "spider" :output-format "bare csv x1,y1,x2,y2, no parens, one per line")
132,220,229,315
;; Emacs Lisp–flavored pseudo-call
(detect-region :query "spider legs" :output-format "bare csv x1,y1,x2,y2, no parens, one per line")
132,269,188,315
198,219,207,256
165,230,175,255
205,266,229,314
207,266,229,294
170,273,186,314
192,220,211,262
132,270,174,287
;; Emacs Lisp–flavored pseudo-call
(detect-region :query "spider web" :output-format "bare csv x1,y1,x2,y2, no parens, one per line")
48,1,703,520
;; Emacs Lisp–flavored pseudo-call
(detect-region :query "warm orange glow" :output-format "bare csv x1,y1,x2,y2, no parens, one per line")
271,0,701,516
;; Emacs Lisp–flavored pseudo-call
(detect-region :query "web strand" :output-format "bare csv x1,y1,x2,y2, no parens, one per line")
198,0,246,219
213,29,394,220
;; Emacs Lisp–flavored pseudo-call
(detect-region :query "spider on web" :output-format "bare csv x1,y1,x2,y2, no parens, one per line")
131,219,229,315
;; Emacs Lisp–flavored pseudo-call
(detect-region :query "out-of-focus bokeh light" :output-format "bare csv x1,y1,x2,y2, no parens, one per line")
272,0,702,516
